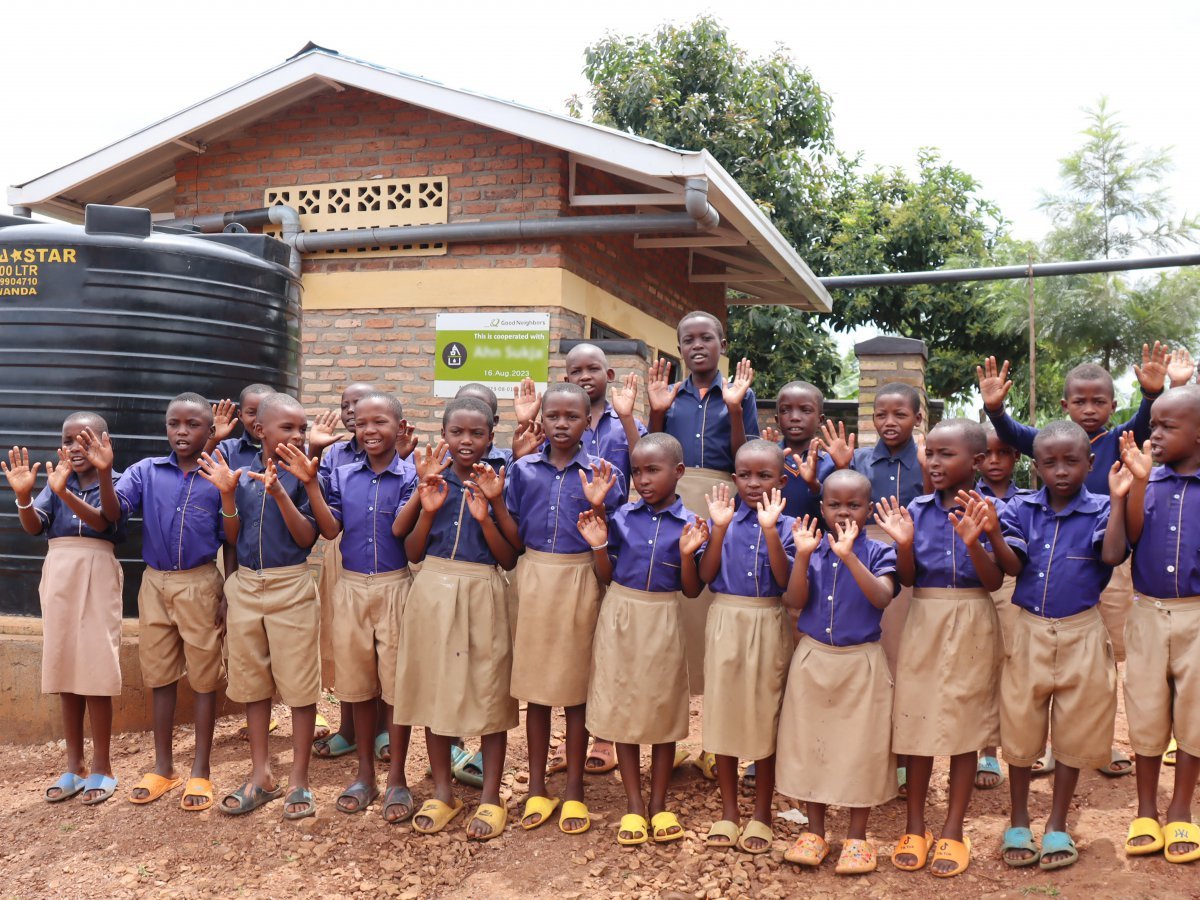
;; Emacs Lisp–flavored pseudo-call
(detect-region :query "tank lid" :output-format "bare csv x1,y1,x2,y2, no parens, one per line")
0,214,45,229
84,204,152,238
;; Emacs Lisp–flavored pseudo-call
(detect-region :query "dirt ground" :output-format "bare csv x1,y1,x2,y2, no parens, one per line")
2,683,1197,899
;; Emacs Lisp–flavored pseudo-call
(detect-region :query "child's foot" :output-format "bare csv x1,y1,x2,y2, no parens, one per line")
930,837,971,877
584,739,617,773
180,777,215,810
381,786,415,824
45,770,87,802
650,810,685,843
1000,826,1039,867
1165,822,1200,863
467,803,508,840
283,786,316,821
336,780,379,814
129,772,181,804
1039,831,1079,870
313,713,331,742
1098,747,1133,777
1126,817,1165,854
975,755,1003,789
705,819,740,847
559,800,590,835
736,819,773,854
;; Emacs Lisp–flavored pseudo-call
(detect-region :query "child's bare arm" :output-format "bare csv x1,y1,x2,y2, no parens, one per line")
404,477,446,563
1120,432,1151,543
48,453,110,533
697,483,733,584
1,447,44,535
646,359,677,433
758,488,791,588
254,461,318,549
462,481,517,570
577,510,613,585
679,517,708,599
304,478,341,540
955,502,1003,592
206,399,237,455
874,497,916,586
828,521,894,609
392,488,422,540
782,516,821,610
724,358,755,455
611,373,644,448
477,463,521,550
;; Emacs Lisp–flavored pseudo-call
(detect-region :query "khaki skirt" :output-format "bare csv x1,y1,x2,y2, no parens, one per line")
510,549,603,707
702,594,792,760
866,523,910,675
392,556,518,737
587,582,689,745
892,587,1002,757
675,467,733,695
40,537,124,696
776,636,897,808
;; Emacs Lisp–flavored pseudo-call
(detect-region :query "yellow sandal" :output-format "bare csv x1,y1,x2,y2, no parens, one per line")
891,830,933,870
412,797,464,834
651,810,685,843
930,836,971,878
558,800,590,835
1126,817,1165,856
520,794,560,831
466,803,507,841
618,813,649,846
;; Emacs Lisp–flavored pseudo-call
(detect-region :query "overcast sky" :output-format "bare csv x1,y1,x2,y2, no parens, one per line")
6,0,1198,250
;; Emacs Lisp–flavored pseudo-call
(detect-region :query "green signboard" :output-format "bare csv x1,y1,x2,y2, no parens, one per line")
434,312,550,398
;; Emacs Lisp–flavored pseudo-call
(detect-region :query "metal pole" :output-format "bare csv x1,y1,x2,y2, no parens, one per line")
1027,255,1038,489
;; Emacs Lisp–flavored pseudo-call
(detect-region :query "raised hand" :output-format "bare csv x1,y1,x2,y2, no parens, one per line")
275,442,319,484
956,489,1000,537
246,458,283,497
646,358,678,414
462,481,491,522
417,475,449,513
1108,460,1135,499
680,516,710,555
395,419,417,459
211,398,238,442
757,486,786,529
513,377,542,426
723,358,754,408
1134,341,1170,395
827,519,860,559
819,420,855,469
873,496,914,546
414,440,452,480
914,430,929,476
1,446,40,497
578,459,618,507
46,449,73,496
705,482,736,528
78,427,114,473
576,509,608,547
198,450,242,495
309,409,349,453
791,515,823,555
796,439,824,487
472,462,505,500
611,372,639,419
950,502,987,546
1168,348,1196,388
511,419,545,459
977,357,1013,411
760,425,782,444
1119,430,1153,480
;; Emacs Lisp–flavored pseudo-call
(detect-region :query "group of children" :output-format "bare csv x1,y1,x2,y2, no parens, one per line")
9,307,1200,878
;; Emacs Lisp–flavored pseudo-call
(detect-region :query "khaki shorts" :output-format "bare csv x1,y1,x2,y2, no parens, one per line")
1124,593,1200,757
137,563,225,693
1000,606,1117,769
225,564,321,708
1098,558,1133,661
333,568,410,705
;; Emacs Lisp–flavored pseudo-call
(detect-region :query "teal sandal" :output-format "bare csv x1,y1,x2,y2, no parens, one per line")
313,733,356,759
1001,826,1040,867
46,772,86,803
1039,831,1078,871
453,749,484,788
374,731,390,763
975,755,1004,789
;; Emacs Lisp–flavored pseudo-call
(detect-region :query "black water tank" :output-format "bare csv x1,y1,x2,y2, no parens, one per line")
0,204,301,616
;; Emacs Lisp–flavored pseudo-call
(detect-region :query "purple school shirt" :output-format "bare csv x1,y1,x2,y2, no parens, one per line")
781,445,835,520
232,455,317,570
505,444,625,555
908,492,994,590
608,497,700,593
987,393,1154,496
976,479,1032,503
1131,466,1200,598
706,502,795,597
116,455,224,571
216,434,261,471
662,372,759,472
797,535,898,646
852,438,924,506
421,468,501,565
318,437,364,485
326,452,417,575
34,471,125,543
584,404,647,483
999,487,1114,617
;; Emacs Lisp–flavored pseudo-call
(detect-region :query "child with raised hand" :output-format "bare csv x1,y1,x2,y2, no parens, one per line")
101,393,227,811
697,440,794,855
977,421,1121,871
876,418,1004,879
777,469,899,876
578,433,709,845
4,415,124,806
206,384,275,469
760,381,835,521
281,391,420,823
201,392,321,819
1106,390,1200,865
504,382,626,836
392,398,520,841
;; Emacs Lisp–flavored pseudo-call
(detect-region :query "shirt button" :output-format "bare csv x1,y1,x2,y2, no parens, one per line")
368,507,374,511
453,520,458,526
1044,543,1051,549
72,515,78,519
1038,572,1045,578
368,538,373,543
746,571,752,576
946,550,951,556
176,507,181,511
1168,565,1176,573
647,540,653,545
1174,494,1180,499
546,539,551,544
832,562,838,568
827,595,833,601
555,475,560,480
695,433,701,438
1170,526,1177,532
825,627,832,634
652,516,657,521
890,476,895,481
372,479,377,484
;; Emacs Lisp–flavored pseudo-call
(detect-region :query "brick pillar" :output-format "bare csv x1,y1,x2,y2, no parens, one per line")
855,336,928,447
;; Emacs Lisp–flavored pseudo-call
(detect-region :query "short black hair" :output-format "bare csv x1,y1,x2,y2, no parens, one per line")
929,417,987,455
678,310,725,341
542,382,590,412
239,383,275,404
63,411,108,434
822,467,872,498
875,382,923,413
455,383,499,415
1063,363,1115,398
565,342,609,366
736,438,786,468
256,392,305,424
442,396,494,428
777,380,825,410
1033,419,1090,458
982,421,1021,455
168,392,214,424
354,391,404,423
632,432,684,466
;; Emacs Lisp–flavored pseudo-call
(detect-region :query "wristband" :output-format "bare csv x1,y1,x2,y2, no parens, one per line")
589,541,608,551
219,509,239,519
15,498,33,510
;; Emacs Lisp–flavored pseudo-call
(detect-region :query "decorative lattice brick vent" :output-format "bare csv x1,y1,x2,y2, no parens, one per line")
264,178,448,258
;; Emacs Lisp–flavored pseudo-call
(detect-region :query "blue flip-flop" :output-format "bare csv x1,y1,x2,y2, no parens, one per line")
313,733,356,759
452,749,484,788
80,773,118,806
374,731,390,763
1039,831,1079,870
45,772,85,803
1001,826,1040,867
976,755,1004,789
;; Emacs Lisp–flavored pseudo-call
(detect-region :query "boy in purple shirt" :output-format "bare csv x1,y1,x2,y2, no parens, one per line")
504,382,626,836
777,469,899,875
760,381,836,521
983,421,1122,871
206,383,274,470
1108,388,1200,864
102,393,227,811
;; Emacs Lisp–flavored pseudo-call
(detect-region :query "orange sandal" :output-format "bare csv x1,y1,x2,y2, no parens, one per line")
891,830,934,871
835,838,877,875
930,836,972,878
784,832,829,866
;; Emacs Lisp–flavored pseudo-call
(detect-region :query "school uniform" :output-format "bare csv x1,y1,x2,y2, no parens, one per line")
581,403,647,485
215,433,262,471
892,493,1004,757
316,437,366,686
392,468,518,737
998,488,1118,769
978,480,1032,654
505,444,625,708
780,445,835,521
1124,465,1200,758
325,452,417,705
702,504,794,761
587,497,699,745
988,395,1156,661
34,473,126,697
222,457,320,708
116,455,226,693
777,534,899,808
662,372,759,693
